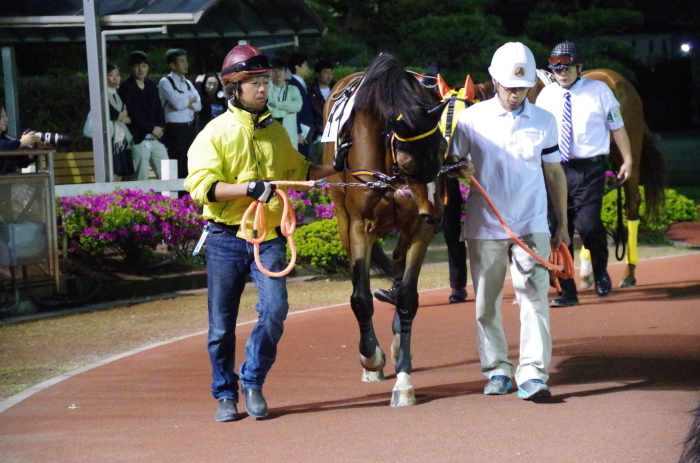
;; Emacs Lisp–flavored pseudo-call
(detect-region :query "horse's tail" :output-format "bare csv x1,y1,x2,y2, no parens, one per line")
679,402,700,463
370,242,395,282
639,125,666,219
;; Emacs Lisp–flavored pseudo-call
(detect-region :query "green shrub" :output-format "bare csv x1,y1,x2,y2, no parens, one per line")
601,186,698,233
290,218,348,274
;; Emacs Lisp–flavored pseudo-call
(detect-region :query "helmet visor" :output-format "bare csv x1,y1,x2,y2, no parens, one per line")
222,54,272,77
548,55,575,67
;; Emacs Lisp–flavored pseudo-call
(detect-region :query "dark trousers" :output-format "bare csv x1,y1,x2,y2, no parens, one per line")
443,177,468,289
549,155,609,297
163,122,198,180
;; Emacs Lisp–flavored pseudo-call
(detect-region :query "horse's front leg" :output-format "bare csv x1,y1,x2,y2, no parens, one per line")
390,225,432,407
349,226,386,382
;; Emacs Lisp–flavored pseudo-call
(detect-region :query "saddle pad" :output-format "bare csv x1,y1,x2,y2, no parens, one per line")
536,69,556,86
321,77,364,143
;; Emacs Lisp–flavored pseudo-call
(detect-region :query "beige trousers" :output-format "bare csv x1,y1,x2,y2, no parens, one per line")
467,233,551,385
131,139,169,180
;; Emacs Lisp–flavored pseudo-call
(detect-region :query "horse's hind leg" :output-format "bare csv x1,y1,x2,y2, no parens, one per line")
620,172,642,287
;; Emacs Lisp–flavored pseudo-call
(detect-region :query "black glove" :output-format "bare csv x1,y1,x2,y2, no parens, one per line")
332,137,352,171
246,181,276,203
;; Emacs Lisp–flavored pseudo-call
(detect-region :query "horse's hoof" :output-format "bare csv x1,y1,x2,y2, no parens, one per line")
579,273,594,290
390,372,416,407
360,345,386,382
619,276,636,288
362,369,385,382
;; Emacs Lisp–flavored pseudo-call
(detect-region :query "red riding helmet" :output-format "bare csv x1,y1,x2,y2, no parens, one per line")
221,45,272,84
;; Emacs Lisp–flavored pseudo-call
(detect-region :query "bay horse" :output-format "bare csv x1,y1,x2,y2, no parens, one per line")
471,69,665,287
322,54,447,407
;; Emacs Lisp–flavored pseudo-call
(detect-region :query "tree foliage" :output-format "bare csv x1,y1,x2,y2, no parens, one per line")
302,0,646,86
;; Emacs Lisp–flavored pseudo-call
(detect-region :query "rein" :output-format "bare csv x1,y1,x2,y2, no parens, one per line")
240,180,316,277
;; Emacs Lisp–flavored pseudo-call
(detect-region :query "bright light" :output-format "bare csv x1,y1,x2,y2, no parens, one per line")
681,43,691,53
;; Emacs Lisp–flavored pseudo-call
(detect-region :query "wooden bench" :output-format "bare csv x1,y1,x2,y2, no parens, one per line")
52,152,159,185
53,152,95,185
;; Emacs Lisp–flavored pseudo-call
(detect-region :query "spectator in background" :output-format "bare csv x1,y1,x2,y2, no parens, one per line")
196,72,227,129
0,103,36,174
117,51,168,180
287,53,315,159
159,48,201,180
267,58,303,149
106,64,134,180
308,59,335,163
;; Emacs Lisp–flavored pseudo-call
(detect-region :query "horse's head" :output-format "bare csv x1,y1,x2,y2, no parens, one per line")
387,101,448,184
387,102,448,224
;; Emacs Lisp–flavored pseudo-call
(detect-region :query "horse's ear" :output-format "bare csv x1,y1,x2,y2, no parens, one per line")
426,100,448,122
437,74,451,99
464,75,475,102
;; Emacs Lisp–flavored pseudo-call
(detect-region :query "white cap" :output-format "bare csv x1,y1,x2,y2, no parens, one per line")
488,42,537,88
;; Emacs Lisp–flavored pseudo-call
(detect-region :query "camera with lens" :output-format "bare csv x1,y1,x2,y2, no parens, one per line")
23,129,71,146
35,131,72,146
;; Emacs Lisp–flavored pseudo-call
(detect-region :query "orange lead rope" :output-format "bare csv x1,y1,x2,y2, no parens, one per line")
468,176,574,290
240,180,316,278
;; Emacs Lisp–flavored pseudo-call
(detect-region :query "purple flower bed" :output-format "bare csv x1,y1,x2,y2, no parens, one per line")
57,189,207,263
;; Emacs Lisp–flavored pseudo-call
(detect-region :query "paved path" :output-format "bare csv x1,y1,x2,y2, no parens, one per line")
1,253,700,463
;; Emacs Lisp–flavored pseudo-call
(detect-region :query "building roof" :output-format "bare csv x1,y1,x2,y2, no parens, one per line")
0,0,327,44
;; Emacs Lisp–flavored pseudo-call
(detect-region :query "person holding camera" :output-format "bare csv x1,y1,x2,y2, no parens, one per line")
185,45,340,422
118,51,169,181
0,104,37,174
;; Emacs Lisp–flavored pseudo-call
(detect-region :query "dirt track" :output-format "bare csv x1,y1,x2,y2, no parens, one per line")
1,252,699,463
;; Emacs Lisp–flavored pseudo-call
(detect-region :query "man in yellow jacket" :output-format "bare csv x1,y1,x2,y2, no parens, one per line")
185,45,339,422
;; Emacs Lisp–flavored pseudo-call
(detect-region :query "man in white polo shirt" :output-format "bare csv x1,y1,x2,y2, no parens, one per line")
536,41,632,307
449,42,569,400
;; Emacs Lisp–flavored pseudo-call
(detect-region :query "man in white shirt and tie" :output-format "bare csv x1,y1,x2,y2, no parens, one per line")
159,48,202,180
536,41,633,306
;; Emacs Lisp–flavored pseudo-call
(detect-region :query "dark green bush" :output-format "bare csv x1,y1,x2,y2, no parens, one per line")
290,218,348,274
601,186,698,232
16,75,92,152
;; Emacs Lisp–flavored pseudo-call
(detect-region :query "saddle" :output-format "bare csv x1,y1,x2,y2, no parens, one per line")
321,76,363,144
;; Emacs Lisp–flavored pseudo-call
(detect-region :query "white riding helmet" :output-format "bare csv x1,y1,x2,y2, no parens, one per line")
488,42,537,88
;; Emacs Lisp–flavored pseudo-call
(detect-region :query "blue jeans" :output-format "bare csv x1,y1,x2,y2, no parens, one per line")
205,223,289,400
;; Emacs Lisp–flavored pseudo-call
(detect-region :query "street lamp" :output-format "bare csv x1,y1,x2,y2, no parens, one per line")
681,43,691,53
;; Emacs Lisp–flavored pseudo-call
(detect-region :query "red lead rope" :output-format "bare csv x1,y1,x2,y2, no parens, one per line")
468,176,574,290
240,180,316,278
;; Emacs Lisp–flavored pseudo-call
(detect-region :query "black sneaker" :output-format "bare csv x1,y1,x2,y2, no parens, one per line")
374,287,397,305
448,287,467,304
595,273,612,297
215,398,238,422
242,387,268,418
550,295,580,307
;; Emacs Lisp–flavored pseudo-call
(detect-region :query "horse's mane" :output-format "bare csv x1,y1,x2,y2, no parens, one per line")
353,53,435,130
